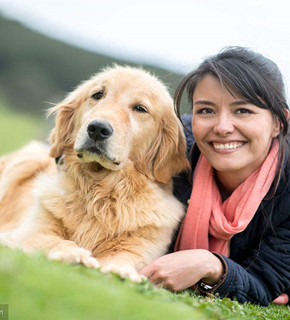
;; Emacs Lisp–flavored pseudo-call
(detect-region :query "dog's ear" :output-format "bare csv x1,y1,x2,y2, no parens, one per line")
148,111,190,184
48,90,83,158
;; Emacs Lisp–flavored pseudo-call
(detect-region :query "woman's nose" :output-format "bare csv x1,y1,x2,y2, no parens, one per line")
212,113,235,136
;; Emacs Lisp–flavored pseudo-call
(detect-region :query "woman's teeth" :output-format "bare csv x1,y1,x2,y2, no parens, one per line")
213,142,244,150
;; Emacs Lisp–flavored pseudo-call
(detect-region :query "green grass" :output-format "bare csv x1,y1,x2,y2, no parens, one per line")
0,247,206,320
0,247,289,320
0,101,47,155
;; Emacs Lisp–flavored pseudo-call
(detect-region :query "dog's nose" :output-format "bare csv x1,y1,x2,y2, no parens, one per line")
87,120,113,141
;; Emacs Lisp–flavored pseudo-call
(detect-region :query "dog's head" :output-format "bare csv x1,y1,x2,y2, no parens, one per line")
49,66,189,184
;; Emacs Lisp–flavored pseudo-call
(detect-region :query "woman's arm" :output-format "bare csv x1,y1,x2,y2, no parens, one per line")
215,213,290,305
140,212,290,306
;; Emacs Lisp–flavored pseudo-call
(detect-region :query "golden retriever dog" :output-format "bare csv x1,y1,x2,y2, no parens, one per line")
0,66,188,282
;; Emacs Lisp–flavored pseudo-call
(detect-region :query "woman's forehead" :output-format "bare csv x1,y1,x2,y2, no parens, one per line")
193,74,244,100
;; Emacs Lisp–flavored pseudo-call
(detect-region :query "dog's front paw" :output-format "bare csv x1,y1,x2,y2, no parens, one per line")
100,264,146,283
48,247,100,269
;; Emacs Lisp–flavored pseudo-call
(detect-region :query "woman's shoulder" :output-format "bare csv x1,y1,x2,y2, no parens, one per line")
181,113,192,129
181,114,194,157
264,163,290,221
274,171,290,218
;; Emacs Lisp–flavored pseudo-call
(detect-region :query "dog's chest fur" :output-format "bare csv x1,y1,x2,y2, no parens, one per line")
36,161,184,256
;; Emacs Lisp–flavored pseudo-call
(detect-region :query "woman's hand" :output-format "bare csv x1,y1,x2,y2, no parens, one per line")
139,249,224,292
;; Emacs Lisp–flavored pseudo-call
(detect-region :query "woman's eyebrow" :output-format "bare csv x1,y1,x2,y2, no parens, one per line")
230,99,251,106
193,100,216,106
193,99,251,107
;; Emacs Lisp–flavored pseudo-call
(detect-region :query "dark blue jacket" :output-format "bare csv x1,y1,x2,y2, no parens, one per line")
173,114,290,306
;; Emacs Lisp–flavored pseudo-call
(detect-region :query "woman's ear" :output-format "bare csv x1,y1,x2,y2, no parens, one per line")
285,108,289,121
272,109,289,138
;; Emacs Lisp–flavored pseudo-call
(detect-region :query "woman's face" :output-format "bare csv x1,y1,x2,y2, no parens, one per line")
192,74,280,180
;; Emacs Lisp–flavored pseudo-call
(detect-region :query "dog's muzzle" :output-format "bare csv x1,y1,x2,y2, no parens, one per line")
75,119,121,167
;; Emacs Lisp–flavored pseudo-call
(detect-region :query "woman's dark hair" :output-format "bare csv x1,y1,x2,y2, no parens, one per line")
174,46,290,196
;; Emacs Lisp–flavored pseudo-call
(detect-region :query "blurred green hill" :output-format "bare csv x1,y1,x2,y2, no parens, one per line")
0,14,185,116
0,99,44,155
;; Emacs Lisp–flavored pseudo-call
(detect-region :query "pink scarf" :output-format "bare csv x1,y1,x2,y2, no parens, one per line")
175,140,279,256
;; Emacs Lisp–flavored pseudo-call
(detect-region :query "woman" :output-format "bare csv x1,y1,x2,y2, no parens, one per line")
140,47,290,306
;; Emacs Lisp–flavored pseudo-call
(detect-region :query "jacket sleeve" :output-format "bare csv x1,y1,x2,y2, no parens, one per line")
214,196,290,306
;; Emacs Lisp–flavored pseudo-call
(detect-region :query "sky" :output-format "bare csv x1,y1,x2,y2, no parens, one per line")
1,0,290,95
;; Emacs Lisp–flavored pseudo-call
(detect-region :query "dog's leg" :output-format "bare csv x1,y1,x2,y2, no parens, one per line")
95,227,174,283
0,231,99,269
47,239,100,268
97,253,146,283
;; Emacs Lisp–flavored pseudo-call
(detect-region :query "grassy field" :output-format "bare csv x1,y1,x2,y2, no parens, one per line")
0,247,289,320
0,104,289,319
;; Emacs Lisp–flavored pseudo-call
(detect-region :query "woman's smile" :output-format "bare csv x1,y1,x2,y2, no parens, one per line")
210,141,246,152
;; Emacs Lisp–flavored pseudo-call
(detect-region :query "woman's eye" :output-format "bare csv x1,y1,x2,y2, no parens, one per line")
91,91,104,100
133,104,148,113
196,108,214,114
236,108,253,114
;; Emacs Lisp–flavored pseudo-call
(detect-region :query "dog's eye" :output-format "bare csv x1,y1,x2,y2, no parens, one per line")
133,104,148,113
91,91,104,100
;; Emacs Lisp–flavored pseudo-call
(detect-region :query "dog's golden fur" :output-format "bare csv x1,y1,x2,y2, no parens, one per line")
0,66,189,281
